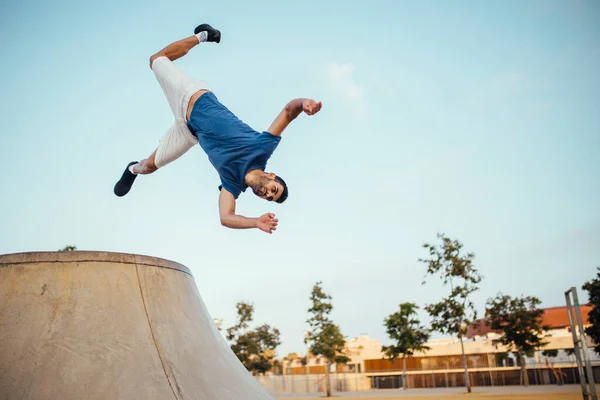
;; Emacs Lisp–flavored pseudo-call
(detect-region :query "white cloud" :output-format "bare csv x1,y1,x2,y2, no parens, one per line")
326,62,368,116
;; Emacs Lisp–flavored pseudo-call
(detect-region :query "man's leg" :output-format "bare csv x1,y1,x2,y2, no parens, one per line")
135,24,221,175
131,152,157,174
113,24,220,197
114,121,200,197
149,24,221,68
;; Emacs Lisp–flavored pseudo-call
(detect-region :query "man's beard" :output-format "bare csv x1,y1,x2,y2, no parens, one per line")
251,176,271,196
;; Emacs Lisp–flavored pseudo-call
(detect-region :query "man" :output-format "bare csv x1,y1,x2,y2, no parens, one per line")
113,23,322,234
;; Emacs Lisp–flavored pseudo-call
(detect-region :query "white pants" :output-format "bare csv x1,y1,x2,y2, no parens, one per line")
151,56,211,168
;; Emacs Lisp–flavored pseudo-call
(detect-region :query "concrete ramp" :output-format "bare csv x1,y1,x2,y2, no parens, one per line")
0,251,275,400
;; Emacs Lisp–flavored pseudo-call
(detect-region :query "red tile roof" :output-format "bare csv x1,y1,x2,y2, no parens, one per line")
542,305,591,329
466,305,592,338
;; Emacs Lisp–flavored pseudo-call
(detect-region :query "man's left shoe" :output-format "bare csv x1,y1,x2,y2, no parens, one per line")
194,23,221,43
114,161,139,197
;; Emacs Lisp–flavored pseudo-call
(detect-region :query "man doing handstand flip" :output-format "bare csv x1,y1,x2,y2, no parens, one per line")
114,23,322,234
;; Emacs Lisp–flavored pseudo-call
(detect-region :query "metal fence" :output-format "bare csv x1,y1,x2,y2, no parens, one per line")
257,365,600,394
256,373,370,394
372,365,599,390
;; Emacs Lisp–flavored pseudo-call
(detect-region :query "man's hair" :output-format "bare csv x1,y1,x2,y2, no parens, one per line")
274,176,288,203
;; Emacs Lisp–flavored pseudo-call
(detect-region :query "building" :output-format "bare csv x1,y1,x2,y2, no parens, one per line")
276,305,598,390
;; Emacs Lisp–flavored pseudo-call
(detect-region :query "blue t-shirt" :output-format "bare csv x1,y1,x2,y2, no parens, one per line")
186,92,281,199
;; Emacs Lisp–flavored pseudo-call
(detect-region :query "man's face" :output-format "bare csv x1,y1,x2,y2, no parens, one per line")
251,173,284,202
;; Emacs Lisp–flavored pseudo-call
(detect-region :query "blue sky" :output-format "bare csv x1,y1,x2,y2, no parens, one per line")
1,0,598,357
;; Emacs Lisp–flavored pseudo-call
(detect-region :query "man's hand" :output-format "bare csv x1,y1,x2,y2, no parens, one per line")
267,98,323,136
219,190,280,234
303,99,322,116
256,213,279,234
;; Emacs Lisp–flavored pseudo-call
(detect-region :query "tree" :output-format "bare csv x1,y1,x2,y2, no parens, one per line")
582,267,600,355
226,301,281,375
485,293,550,386
419,233,482,393
382,302,431,389
565,348,575,357
271,358,283,375
541,349,558,358
305,281,350,397
59,245,77,251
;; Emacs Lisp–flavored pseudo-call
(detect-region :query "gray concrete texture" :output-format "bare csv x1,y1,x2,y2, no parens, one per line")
0,251,275,400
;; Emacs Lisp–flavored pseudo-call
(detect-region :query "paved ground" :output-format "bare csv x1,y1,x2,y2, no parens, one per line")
276,384,583,399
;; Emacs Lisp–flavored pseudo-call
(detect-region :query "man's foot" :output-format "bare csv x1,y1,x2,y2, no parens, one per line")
194,23,221,43
114,161,139,197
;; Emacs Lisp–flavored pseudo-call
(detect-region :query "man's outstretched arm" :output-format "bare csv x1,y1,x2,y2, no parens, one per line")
218,189,279,234
267,98,322,137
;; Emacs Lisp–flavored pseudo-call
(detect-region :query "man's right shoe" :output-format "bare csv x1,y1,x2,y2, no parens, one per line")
194,23,221,43
114,161,139,197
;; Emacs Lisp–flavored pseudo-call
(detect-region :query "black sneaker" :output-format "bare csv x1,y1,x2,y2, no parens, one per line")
114,161,139,197
194,23,221,43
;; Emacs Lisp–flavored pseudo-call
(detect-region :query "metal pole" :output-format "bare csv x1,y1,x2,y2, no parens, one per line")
566,289,590,398
572,287,598,399
304,330,310,393
565,287,598,400
488,354,494,386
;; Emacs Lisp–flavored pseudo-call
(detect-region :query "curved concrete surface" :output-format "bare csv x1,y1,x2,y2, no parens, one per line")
0,251,275,400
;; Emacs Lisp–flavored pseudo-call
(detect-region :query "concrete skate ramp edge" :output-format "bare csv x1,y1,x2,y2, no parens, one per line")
0,251,275,400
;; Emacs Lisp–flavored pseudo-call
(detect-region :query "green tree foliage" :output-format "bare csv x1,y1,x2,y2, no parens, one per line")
582,267,600,355
565,348,575,356
271,359,283,375
58,245,77,251
382,302,431,389
419,233,483,393
485,293,550,386
541,349,558,358
226,301,281,375
305,281,350,397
